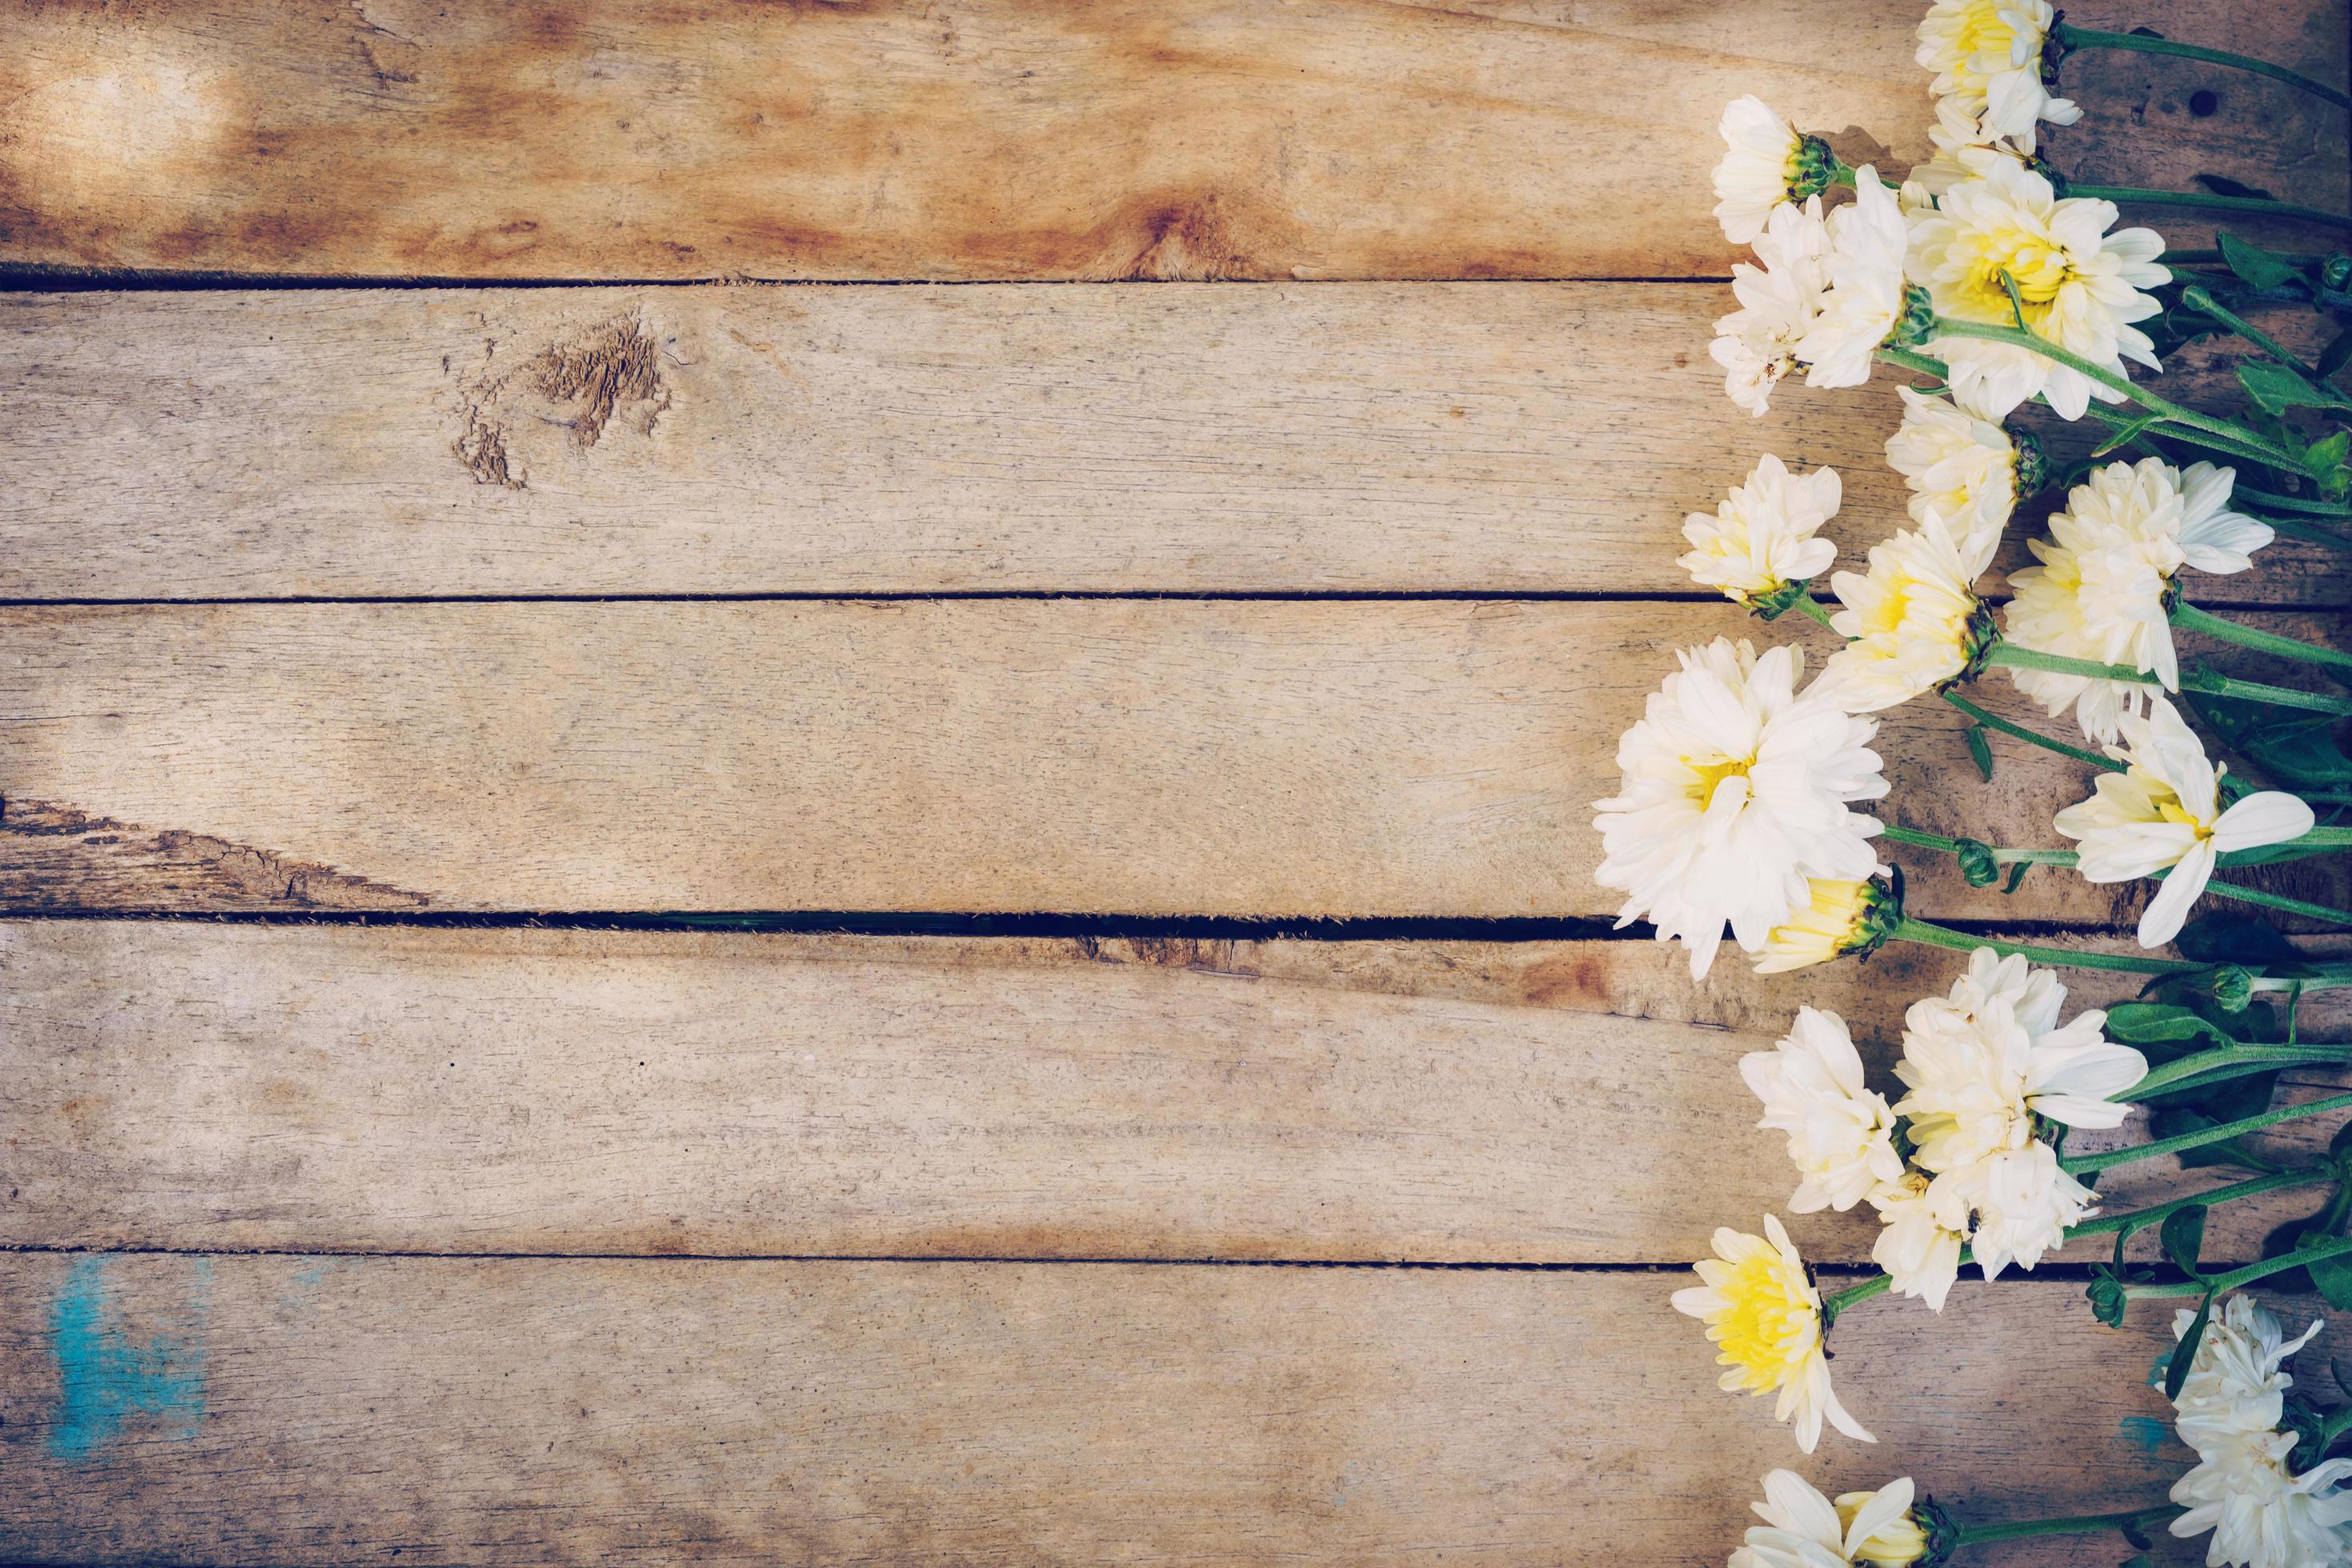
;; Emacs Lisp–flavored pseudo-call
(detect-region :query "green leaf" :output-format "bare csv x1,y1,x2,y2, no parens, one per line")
1964,722,1993,782
2092,412,2166,458
2309,1248,2352,1310
2168,1291,2216,1398
2239,361,2347,417
2102,1000,2239,1047
2219,230,2306,291
2321,332,2352,382
2331,1356,2352,1400
2001,861,2030,895
2330,1118,2352,1163
2162,1205,2210,1277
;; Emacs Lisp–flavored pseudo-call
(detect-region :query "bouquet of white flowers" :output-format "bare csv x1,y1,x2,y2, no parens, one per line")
1619,7,2352,1564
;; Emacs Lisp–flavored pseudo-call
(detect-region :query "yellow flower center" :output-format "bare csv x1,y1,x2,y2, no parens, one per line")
1711,1250,1817,1391
1944,0,2026,94
1838,1497,1930,1568
1958,230,2076,326
1685,752,1758,807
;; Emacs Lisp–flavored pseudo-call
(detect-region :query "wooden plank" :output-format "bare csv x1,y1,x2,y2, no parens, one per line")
0,1254,2245,1564
5,599,2342,922
3,921,2338,1264
2,284,2342,603
0,0,2334,282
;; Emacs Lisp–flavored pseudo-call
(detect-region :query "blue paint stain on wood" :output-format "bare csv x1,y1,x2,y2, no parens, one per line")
46,1255,207,1463
2118,1414,2173,1454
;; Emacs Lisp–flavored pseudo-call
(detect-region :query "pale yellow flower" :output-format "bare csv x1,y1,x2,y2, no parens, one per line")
2055,697,2314,947
1884,385,2022,570
1730,1470,1926,1568
1915,0,2080,154
1817,510,1994,713
1754,878,1885,974
1680,453,1842,609
1673,1214,1874,1452
1908,160,2169,419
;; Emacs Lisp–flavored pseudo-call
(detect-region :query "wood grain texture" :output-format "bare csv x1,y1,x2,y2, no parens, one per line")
11,598,2345,921
0,1253,2262,1565
2,284,2342,602
0,0,2337,282
7,597,2344,922
4,920,2341,1266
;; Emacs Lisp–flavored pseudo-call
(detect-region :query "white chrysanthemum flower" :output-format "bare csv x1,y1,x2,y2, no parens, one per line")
1938,1138,2094,1278
1742,1007,1906,1214
1681,454,1842,609
1817,510,1993,713
1715,97,1810,245
1673,1214,1875,1452
1730,1470,1926,1568
1594,639,1888,979
1798,167,1911,389
1868,1171,1967,1313
1754,878,1886,974
1714,197,1832,416
2056,698,2315,948
1916,0,2081,154
1894,946,2146,1170
2005,458,2277,742
2171,1296,2326,1458
1906,97,2036,204
1908,160,2169,419
2170,1426,2352,1568
1885,386,2022,569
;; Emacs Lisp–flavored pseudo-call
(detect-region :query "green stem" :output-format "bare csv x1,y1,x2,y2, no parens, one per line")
1789,590,1838,631
2054,23,2352,112
2202,878,2352,926
2260,514,2352,550
2063,1091,2352,1174
1932,318,2310,473
1878,822,2076,865
2067,1168,2336,1238
1983,640,2352,716
1952,1506,2184,1546
2242,486,2352,518
1940,690,2122,772
2174,601,2352,671
2128,1043,2352,1100
2064,183,2352,234
2182,285,2333,382
1890,914,2201,975
2126,1230,2352,1298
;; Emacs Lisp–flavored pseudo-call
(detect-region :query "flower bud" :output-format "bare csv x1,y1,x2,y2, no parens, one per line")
1951,838,2001,887
2208,964,2256,1013
2324,254,2352,292
2008,425,2048,498
2086,1266,2129,1328
1787,133,1840,202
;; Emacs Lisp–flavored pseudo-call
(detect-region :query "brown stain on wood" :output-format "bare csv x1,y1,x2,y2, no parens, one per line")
0,798,427,911
0,2,2337,279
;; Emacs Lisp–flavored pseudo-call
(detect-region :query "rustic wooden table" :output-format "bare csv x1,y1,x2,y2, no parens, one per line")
0,2,2346,1561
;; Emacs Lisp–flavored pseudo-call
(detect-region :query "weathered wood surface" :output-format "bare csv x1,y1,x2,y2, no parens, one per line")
0,1253,2260,1565
10,599,2342,921
2,286,2341,604
1,0,2338,282
2,921,2338,1266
